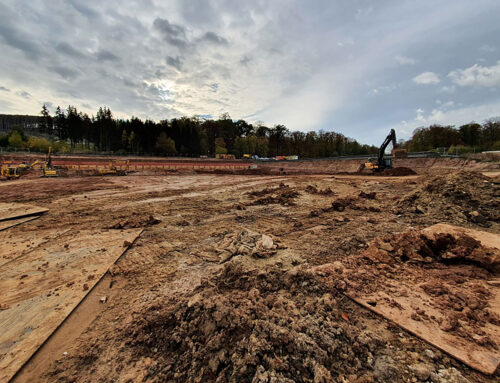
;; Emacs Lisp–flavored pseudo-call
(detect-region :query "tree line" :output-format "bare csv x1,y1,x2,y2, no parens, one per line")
405,120,500,154
1,104,378,157
1,104,498,157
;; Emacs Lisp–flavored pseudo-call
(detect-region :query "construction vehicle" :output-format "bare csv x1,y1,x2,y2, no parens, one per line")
364,129,397,171
98,160,129,176
1,164,21,180
41,146,58,177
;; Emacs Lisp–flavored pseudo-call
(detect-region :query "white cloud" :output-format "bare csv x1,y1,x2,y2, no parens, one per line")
412,72,440,85
448,61,500,87
440,85,456,93
400,100,500,134
478,44,496,53
394,55,415,65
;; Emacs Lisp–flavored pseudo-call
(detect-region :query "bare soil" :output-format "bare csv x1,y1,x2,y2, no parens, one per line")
3,170,499,383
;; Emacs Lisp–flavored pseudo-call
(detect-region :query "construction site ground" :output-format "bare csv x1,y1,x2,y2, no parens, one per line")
0,165,499,382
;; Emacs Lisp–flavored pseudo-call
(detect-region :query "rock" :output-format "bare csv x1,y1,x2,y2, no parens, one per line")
261,234,274,249
123,240,132,247
430,367,469,383
411,363,433,381
100,296,108,303
440,316,458,332
423,349,436,360
415,205,425,214
373,355,398,381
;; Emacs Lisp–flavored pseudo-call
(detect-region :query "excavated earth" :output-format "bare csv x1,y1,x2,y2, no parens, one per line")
1,169,499,383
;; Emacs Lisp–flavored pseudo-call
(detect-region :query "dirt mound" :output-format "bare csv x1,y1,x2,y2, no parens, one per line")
119,263,390,382
363,229,500,272
359,191,376,199
107,215,161,229
323,197,381,213
378,167,416,176
194,230,284,263
305,185,334,195
248,184,300,206
246,183,289,197
396,171,499,227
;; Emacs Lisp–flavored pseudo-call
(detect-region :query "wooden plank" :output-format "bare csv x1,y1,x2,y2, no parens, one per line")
0,216,39,232
345,224,500,375
0,228,143,382
0,229,71,268
0,203,48,222
347,284,500,374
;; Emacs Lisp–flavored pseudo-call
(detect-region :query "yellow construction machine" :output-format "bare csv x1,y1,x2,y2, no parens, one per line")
41,146,58,177
1,164,21,180
98,159,129,176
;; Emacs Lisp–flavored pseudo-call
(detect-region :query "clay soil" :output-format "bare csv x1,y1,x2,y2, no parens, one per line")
2,170,499,383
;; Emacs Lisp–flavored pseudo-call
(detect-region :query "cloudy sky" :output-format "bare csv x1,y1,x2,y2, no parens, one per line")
0,0,499,144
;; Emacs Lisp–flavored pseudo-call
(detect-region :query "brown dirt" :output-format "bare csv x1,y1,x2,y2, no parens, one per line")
379,167,417,176
305,185,335,195
79,263,383,383
247,183,301,206
343,227,499,351
396,171,500,227
2,171,499,383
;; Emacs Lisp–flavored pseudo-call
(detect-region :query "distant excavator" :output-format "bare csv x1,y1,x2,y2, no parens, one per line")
363,129,405,172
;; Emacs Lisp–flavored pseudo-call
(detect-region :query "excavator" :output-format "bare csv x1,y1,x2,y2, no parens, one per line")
0,162,21,180
41,146,57,177
363,129,398,171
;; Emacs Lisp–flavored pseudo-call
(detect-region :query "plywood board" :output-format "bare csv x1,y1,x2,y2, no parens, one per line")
0,228,143,383
348,283,500,374
0,216,39,232
0,203,48,222
345,224,500,375
0,229,70,268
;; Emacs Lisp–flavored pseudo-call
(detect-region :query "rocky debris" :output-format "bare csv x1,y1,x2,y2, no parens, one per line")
196,230,284,263
373,355,398,381
363,229,500,272
305,185,334,195
430,367,470,383
119,263,393,383
410,362,434,381
108,215,160,229
396,171,499,227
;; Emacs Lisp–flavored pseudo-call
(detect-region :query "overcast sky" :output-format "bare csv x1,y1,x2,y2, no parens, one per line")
0,0,499,144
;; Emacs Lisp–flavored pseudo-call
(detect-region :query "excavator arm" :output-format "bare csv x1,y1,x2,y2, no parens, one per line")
377,129,396,169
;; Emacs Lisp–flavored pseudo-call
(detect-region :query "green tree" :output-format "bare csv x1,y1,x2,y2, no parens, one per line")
8,131,25,148
121,129,128,149
155,132,176,155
